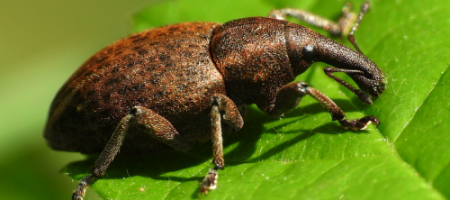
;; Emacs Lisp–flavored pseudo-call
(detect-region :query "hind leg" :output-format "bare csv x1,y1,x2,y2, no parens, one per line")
72,106,191,200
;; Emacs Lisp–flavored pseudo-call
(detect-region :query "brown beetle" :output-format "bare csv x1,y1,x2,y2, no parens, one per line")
44,1,385,199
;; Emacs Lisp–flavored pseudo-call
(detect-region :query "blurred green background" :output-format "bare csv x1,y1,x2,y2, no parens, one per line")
0,0,158,199
3,0,450,199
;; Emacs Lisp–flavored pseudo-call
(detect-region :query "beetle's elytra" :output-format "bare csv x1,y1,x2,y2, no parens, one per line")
44,1,385,199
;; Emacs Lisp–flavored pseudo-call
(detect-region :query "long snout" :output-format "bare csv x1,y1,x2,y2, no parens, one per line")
314,38,385,96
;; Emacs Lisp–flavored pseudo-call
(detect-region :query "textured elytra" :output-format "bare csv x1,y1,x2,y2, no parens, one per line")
44,22,227,155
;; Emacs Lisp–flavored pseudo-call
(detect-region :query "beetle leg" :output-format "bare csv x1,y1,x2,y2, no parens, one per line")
200,94,244,193
347,1,370,54
268,3,354,36
72,106,191,200
267,81,379,130
324,67,373,104
131,106,193,151
269,8,343,36
72,113,132,200
268,1,370,53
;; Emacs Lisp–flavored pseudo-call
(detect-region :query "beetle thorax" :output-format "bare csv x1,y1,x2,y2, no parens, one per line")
211,18,296,108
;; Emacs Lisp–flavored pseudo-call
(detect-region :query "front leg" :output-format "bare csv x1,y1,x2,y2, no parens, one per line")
269,1,371,54
267,81,379,130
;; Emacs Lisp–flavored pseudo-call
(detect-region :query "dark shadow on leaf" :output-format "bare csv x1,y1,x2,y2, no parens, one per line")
246,122,372,162
65,149,213,198
64,98,373,198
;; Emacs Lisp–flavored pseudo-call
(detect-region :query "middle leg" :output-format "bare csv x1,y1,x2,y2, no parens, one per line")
200,94,244,193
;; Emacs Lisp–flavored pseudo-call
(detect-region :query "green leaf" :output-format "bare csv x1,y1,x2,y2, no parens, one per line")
65,0,450,199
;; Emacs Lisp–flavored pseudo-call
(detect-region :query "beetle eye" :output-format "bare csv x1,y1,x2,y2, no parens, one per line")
303,44,316,60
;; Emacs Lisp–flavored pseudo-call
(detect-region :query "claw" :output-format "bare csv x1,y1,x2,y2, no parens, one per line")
200,168,218,194
338,116,379,130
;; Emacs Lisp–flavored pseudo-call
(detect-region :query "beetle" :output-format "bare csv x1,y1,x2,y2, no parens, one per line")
44,1,385,199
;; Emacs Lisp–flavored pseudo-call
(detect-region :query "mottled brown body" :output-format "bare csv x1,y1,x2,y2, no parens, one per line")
45,22,227,154
45,2,385,199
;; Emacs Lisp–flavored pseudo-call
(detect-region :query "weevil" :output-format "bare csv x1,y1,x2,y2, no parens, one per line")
44,1,385,199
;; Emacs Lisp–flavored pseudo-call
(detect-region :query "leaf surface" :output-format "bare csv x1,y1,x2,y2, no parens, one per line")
66,0,450,199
